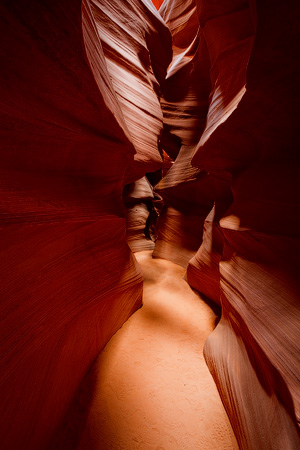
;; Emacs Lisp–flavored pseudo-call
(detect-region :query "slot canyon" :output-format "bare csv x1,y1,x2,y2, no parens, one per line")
0,0,299,449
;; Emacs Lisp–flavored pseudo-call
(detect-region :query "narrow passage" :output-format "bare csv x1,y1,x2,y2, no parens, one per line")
78,251,238,450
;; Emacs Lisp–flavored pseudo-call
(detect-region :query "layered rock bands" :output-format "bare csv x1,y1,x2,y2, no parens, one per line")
155,1,300,449
0,1,170,449
1,1,300,449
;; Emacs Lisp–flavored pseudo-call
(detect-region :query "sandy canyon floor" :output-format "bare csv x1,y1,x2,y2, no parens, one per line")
57,250,239,450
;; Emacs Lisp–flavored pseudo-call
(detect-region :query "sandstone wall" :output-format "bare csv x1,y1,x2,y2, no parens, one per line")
1,1,299,449
153,0,233,267
0,1,170,448
157,0,300,448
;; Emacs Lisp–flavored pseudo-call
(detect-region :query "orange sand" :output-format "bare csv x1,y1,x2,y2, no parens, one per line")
76,250,238,450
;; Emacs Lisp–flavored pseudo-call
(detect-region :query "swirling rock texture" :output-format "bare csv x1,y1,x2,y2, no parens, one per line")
184,0,256,300
89,0,171,183
197,0,300,447
88,0,171,250
152,0,234,268
157,0,300,449
2,0,300,450
152,0,211,267
185,0,255,296
0,1,171,449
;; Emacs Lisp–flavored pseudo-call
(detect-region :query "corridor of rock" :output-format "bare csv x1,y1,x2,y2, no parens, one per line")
0,0,299,449
49,251,238,450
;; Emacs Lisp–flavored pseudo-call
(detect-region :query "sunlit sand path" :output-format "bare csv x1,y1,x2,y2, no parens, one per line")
54,250,238,450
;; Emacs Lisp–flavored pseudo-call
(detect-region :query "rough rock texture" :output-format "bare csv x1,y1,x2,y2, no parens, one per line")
0,0,170,448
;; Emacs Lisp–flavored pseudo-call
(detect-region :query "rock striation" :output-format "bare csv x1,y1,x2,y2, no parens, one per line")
157,0,300,449
89,0,172,183
88,0,172,250
152,0,211,267
153,0,233,268
1,0,300,449
0,1,170,448
198,0,300,445
123,176,156,252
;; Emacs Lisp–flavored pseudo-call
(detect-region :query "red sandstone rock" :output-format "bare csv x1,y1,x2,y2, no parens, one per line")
0,1,149,448
153,169,232,267
2,1,300,449
153,0,300,448
123,177,156,252
189,0,300,448
87,0,173,250
89,0,172,183
159,0,211,153
155,0,254,269
192,0,255,172
153,0,215,267
186,206,223,305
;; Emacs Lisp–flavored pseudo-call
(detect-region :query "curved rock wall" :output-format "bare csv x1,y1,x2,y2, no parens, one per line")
1,0,299,449
87,0,172,250
153,0,235,268
152,0,213,267
123,177,156,252
0,1,170,448
89,0,172,183
185,0,255,300
196,0,300,446
156,0,300,448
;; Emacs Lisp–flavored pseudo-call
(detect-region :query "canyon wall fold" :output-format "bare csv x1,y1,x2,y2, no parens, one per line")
153,0,234,268
153,0,213,267
89,0,172,183
0,0,168,448
1,0,300,449
87,0,172,250
156,0,300,448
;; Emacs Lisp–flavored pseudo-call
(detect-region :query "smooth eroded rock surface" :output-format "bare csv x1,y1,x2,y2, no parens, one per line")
0,1,150,448
189,0,300,448
89,0,172,182
49,251,238,450
2,0,299,449
154,0,300,448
